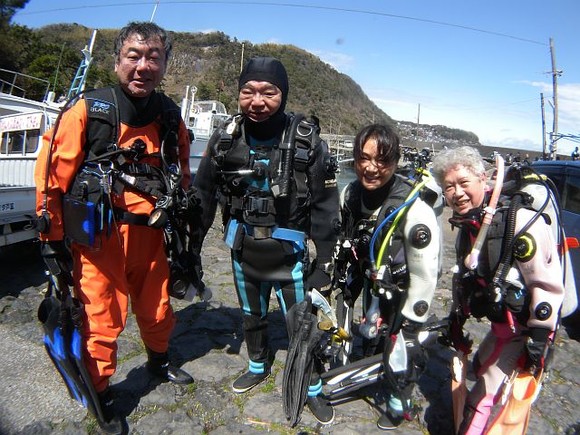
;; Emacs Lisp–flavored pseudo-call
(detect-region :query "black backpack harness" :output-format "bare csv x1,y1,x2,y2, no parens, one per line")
63,87,185,237
451,165,558,324
39,86,203,298
212,113,327,229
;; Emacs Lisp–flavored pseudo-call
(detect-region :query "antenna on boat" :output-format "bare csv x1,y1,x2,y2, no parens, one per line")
150,0,160,22
181,85,197,126
66,29,97,100
52,43,65,93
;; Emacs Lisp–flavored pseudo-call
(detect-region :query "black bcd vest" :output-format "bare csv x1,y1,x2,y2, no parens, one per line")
211,113,321,229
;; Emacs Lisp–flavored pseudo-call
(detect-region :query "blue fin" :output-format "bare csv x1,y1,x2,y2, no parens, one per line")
38,295,104,422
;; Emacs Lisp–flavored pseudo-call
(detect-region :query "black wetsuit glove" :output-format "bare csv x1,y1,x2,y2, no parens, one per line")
306,268,332,297
40,240,73,286
441,311,473,354
525,327,551,371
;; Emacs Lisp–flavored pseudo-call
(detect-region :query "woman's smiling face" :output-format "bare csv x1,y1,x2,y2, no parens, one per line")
354,138,396,191
442,164,487,215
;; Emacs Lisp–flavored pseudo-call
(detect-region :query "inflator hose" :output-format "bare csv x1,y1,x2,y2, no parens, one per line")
275,114,304,197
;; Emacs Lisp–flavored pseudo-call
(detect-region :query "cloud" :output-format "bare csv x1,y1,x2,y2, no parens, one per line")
307,49,355,73
525,80,580,135
484,136,541,152
370,88,551,152
558,83,580,127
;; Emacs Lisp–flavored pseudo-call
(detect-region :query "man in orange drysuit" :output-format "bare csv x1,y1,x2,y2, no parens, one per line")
34,22,193,434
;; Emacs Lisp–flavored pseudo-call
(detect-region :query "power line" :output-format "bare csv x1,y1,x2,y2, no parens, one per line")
17,1,548,46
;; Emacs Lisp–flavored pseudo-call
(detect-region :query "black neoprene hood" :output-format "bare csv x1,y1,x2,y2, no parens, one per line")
238,57,289,98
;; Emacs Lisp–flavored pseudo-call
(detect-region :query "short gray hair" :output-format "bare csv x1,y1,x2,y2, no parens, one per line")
430,146,486,186
114,21,172,63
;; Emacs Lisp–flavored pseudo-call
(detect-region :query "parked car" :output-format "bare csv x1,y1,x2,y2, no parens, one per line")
531,160,580,334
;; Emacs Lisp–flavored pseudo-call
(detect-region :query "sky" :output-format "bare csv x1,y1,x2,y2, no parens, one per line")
12,0,580,156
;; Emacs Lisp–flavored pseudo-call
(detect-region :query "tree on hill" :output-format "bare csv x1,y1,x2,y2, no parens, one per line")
0,0,28,25
0,0,31,72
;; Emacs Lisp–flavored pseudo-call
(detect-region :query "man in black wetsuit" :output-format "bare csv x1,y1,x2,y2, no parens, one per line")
193,57,340,424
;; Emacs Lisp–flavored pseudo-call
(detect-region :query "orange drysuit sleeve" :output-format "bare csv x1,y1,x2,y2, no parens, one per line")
34,99,89,241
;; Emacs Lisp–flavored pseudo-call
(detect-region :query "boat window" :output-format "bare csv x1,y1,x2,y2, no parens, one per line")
5,131,24,154
25,129,40,153
0,129,41,156
0,133,8,154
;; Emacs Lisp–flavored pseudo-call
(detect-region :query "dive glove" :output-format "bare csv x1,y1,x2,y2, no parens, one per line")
524,327,551,371
443,311,473,354
40,240,73,286
306,267,332,296
168,251,211,302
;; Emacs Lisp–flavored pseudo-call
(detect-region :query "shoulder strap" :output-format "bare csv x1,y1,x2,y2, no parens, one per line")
158,93,181,135
484,202,510,278
209,115,240,158
342,180,362,231
84,87,119,159
158,93,182,167
293,115,319,171
375,176,414,225
291,113,320,204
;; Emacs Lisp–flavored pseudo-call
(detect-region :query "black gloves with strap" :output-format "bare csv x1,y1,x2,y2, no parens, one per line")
306,260,332,297
441,311,473,355
40,240,74,287
525,327,551,371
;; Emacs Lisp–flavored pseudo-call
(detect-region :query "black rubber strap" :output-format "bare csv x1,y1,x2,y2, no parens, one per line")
113,208,150,226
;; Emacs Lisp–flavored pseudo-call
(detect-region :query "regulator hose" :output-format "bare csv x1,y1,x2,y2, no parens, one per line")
272,113,304,197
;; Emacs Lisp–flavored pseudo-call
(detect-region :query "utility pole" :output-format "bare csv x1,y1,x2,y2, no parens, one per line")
237,43,245,113
549,37,562,160
540,93,547,159
240,43,245,73
415,103,421,149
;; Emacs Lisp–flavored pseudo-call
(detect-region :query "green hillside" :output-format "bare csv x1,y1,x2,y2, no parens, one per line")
2,22,481,147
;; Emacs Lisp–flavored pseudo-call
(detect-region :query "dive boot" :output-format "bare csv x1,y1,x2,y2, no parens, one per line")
96,388,126,434
377,410,403,431
145,348,194,385
377,396,415,431
307,395,335,425
232,368,270,393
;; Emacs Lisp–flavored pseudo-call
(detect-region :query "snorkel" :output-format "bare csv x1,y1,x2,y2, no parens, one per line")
464,154,505,270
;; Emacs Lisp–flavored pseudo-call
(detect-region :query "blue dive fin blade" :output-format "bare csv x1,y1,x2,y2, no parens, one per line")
70,325,105,422
42,328,86,403
38,296,104,421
